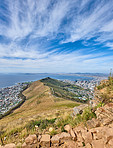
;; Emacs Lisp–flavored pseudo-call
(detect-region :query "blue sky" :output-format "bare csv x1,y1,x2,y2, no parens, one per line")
0,0,113,73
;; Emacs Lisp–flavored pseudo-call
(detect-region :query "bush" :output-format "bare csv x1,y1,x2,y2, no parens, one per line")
56,107,96,129
25,118,56,131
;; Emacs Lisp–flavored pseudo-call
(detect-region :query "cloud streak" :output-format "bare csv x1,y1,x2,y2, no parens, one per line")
0,0,113,73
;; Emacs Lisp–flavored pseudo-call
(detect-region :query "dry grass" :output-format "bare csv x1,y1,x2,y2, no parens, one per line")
0,80,80,144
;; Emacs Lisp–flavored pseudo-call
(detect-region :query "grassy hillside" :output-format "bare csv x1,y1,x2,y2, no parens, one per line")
40,77,87,103
0,79,80,144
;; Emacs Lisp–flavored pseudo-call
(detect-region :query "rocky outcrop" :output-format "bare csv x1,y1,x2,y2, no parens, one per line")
2,103,113,147
95,103,113,126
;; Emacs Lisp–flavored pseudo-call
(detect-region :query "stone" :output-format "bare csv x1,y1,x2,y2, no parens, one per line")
51,134,60,145
22,143,38,148
64,125,71,133
62,140,77,148
73,126,84,142
108,138,113,146
58,132,71,139
104,127,113,144
92,139,104,148
86,118,100,129
40,134,50,147
85,143,92,148
90,126,108,140
3,143,16,148
25,134,37,145
70,129,77,141
58,132,72,144
95,103,113,126
22,142,27,148
82,130,92,145
37,135,42,142
73,107,82,116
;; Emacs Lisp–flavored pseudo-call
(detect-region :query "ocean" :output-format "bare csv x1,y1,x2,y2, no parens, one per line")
0,73,94,88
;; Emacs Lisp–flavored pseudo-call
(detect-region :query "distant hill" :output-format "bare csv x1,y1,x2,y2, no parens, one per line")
40,77,86,103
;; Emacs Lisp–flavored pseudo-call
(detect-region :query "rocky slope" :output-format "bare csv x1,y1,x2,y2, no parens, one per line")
1,103,113,148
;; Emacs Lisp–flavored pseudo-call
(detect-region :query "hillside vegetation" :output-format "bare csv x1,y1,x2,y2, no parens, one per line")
96,76,113,103
40,77,87,103
0,79,80,144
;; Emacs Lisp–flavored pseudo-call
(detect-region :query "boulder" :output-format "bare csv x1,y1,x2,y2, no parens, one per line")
91,139,104,148
90,126,108,140
37,135,42,142
2,143,16,148
51,134,60,145
103,127,113,144
86,118,100,129
58,132,71,144
73,107,82,116
108,138,113,147
73,126,84,142
81,130,92,145
85,143,92,148
70,129,77,141
61,140,77,148
25,134,37,145
64,125,71,133
40,134,50,147
95,103,113,126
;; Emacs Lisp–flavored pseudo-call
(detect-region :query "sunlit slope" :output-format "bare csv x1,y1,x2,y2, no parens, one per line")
0,80,80,133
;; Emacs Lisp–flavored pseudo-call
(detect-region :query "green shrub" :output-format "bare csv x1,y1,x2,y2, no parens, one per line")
50,129,57,136
25,118,56,131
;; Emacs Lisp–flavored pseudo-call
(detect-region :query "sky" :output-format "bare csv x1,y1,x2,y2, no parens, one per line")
0,0,113,73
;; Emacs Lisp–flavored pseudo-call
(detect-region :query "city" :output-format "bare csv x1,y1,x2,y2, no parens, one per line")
0,83,28,115
62,77,105,101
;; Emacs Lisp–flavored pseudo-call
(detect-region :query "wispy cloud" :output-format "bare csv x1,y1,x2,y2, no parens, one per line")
0,0,113,73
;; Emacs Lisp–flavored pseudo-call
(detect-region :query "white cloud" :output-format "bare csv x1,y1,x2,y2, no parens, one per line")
0,0,113,73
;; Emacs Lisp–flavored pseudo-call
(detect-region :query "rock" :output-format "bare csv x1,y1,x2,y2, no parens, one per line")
61,140,77,148
91,139,104,148
64,125,71,133
89,100,98,107
73,126,84,142
103,127,113,144
82,130,92,145
25,134,37,145
86,118,100,129
58,132,71,144
85,143,92,148
40,134,50,147
95,103,113,126
73,107,82,116
90,126,108,140
58,132,71,139
22,143,38,148
108,138,113,146
3,143,16,148
70,129,77,141
37,135,42,142
22,142,27,148
51,134,60,146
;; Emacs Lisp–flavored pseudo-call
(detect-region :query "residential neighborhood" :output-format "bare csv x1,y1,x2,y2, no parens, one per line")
62,77,103,101
0,83,28,115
